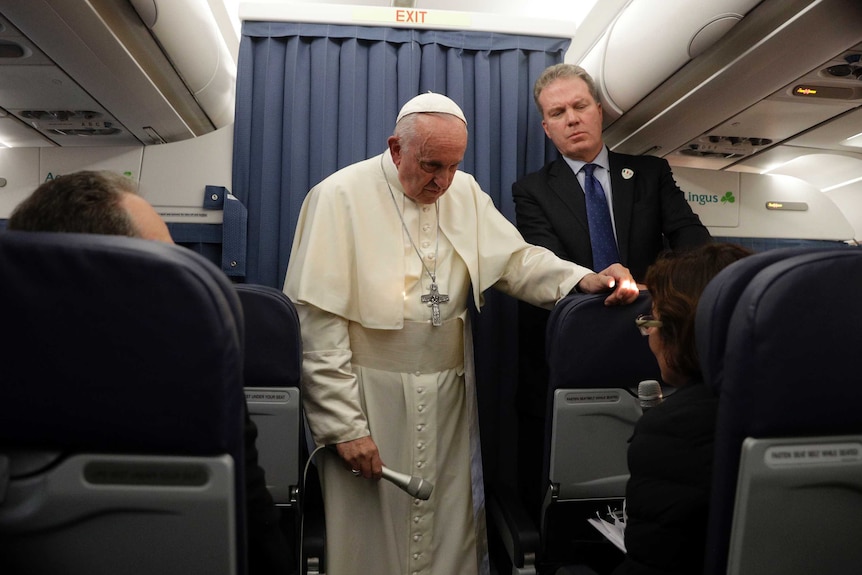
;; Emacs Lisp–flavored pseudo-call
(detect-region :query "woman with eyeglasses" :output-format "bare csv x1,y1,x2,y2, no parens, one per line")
613,242,752,575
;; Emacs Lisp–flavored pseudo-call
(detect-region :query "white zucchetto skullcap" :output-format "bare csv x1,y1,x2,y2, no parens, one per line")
396,92,467,125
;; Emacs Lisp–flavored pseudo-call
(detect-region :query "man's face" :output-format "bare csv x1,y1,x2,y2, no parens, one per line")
538,76,604,163
388,114,468,205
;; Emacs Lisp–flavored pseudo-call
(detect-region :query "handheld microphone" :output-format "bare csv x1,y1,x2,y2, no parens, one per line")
637,379,663,411
324,444,433,500
381,466,434,500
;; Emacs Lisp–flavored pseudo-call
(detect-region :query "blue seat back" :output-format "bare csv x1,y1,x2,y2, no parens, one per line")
544,293,660,479
235,284,301,388
696,247,822,395
697,247,862,575
546,292,658,396
0,231,246,574
235,284,303,506
538,292,660,562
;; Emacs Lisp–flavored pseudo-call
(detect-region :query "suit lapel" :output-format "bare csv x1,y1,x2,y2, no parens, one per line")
547,159,590,235
608,152,635,264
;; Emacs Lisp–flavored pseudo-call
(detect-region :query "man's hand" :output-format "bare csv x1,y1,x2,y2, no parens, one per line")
575,263,640,305
336,436,384,480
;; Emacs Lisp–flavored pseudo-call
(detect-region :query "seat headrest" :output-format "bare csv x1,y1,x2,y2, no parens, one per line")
0,231,245,457
702,247,862,575
546,292,659,391
722,248,862,437
695,247,829,393
234,284,302,387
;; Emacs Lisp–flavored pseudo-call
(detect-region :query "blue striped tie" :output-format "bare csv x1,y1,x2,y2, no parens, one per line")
583,163,620,271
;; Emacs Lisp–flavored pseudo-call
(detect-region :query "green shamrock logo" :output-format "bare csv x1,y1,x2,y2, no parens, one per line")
720,191,736,204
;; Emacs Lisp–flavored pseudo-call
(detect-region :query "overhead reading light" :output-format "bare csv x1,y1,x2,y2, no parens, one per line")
826,64,853,77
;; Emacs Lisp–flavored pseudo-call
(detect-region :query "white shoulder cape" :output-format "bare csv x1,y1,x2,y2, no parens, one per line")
284,152,561,328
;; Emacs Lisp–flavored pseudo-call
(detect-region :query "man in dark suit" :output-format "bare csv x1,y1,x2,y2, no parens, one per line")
513,63,710,281
512,63,711,519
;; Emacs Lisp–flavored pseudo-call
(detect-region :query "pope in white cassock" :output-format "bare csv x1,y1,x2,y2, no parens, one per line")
283,93,638,575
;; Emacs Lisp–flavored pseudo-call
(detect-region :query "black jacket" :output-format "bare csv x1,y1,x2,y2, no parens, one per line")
613,382,718,575
513,152,712,417
513,153,710,283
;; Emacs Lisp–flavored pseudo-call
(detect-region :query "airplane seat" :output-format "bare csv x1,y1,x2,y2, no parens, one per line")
233,284,324,574
0,231,247,575
696,247,862,575
235,284,303,508
489,292,660,575
696,246,824,396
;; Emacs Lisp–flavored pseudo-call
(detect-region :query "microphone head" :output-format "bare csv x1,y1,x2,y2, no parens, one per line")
381,465,435,500
410,477,434,500
637,379,662,401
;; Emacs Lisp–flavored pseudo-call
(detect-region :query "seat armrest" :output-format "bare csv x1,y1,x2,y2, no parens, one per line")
487,484,540,574
301,510,325,575
300,462,326,575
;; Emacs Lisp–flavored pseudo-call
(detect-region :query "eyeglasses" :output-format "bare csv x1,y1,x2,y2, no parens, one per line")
635,314,663,336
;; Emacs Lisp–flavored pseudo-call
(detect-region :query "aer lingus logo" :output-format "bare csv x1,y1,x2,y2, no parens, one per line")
720,191,736,204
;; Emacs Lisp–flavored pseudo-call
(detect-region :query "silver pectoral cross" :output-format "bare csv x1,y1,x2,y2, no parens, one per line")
421,281,449,327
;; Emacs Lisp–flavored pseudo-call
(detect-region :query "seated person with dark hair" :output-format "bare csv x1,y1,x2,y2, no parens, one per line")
7,170,294,575
614,243,752,575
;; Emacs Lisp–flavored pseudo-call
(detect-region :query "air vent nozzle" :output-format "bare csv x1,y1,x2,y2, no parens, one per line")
821,53,862,81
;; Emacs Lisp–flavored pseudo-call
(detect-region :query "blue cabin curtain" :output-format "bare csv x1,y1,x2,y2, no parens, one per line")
232,20,567,483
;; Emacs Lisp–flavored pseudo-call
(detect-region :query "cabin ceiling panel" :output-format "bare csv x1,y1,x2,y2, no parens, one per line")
763,152,862,192
785,106,862,153
666,96,860,169
601,0,862,168
0,0,225,148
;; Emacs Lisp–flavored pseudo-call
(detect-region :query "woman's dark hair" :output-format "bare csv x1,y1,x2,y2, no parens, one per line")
646,242,753,383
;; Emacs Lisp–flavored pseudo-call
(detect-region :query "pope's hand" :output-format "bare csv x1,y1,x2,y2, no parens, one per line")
336,435,384,480
575,263,640,305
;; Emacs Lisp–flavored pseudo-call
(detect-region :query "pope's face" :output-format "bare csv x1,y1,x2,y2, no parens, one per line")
388,114,468,205
538,76,604,163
